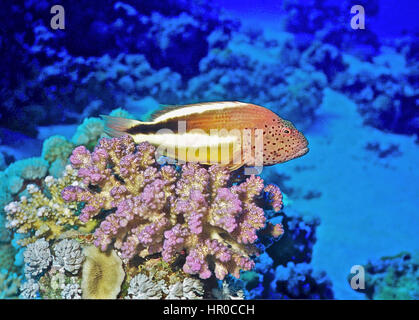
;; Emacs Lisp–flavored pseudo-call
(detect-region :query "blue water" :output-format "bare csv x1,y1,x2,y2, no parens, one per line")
215,0,419,37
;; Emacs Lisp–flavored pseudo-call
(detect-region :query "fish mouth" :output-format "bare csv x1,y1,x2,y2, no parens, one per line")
293,146,309,158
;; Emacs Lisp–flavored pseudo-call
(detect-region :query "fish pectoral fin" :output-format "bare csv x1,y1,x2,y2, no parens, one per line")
226,163,244,171
225,146,245,171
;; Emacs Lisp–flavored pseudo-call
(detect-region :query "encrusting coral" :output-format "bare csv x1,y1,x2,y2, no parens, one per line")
81,246,125,299
62,135,284,280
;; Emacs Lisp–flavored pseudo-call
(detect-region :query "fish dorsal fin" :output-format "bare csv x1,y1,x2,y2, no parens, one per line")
101,115,144,137
150,101,248,122
149,104,181,121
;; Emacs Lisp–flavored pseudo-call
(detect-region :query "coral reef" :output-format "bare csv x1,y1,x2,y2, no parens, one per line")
5,158,49,182
81,246,125,299
2,129,329,300
351,252,419,300
124,257,206,299
126,273,165,299
19,279,40,299
332,50,419,137
5,166,85,245
0,172,13,216
23,238,52,278
0,0,218,136
270,262,333,299
71,117,106,149
62,135,284,280
0,244,18,272
0,156,54,256
239,209,332,299
42,136,74,164
185,29,325,129
3,0,415,301
18,238,85,299
212,279,245,300
0,269,21,299
281,0,380,57
126,273,205,300
52,239,84,275
0,0,328,138
266,210,319,265
0,0,417,144
1,127,331,300
175,278,205,300
61,282,82,299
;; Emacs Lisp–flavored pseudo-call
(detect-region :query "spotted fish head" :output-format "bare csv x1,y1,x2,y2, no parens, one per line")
262,118,309,165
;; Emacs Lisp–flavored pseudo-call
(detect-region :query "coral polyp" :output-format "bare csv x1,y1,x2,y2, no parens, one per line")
62,135,283,280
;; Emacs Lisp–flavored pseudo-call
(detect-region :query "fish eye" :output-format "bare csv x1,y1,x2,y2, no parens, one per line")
282,128,291,134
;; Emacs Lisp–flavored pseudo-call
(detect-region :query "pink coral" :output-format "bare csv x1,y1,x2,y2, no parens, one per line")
264,184,283,212
62,135,283,280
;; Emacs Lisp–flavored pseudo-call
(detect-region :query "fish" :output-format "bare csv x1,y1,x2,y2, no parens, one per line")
101,101,309,170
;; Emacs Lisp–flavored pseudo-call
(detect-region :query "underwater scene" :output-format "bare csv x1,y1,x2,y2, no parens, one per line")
0,0,418,301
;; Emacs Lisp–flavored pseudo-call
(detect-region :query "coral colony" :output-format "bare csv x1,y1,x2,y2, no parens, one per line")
3,134,291,299
62,135,283,280
0,129,336,299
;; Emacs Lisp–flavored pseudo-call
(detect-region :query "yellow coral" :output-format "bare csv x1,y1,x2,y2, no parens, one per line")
137,258,179,284
4,165,85,245
81,246,125,299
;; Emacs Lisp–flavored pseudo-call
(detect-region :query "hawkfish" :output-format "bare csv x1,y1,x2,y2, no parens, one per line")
102,101,308,170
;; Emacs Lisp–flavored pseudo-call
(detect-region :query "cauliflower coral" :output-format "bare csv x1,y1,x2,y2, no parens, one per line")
62,135,283,280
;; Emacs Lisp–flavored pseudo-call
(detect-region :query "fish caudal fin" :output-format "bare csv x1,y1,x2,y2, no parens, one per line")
101,115,142,138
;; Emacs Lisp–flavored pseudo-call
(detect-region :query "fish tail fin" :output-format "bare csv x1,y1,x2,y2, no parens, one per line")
100,115,143,138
